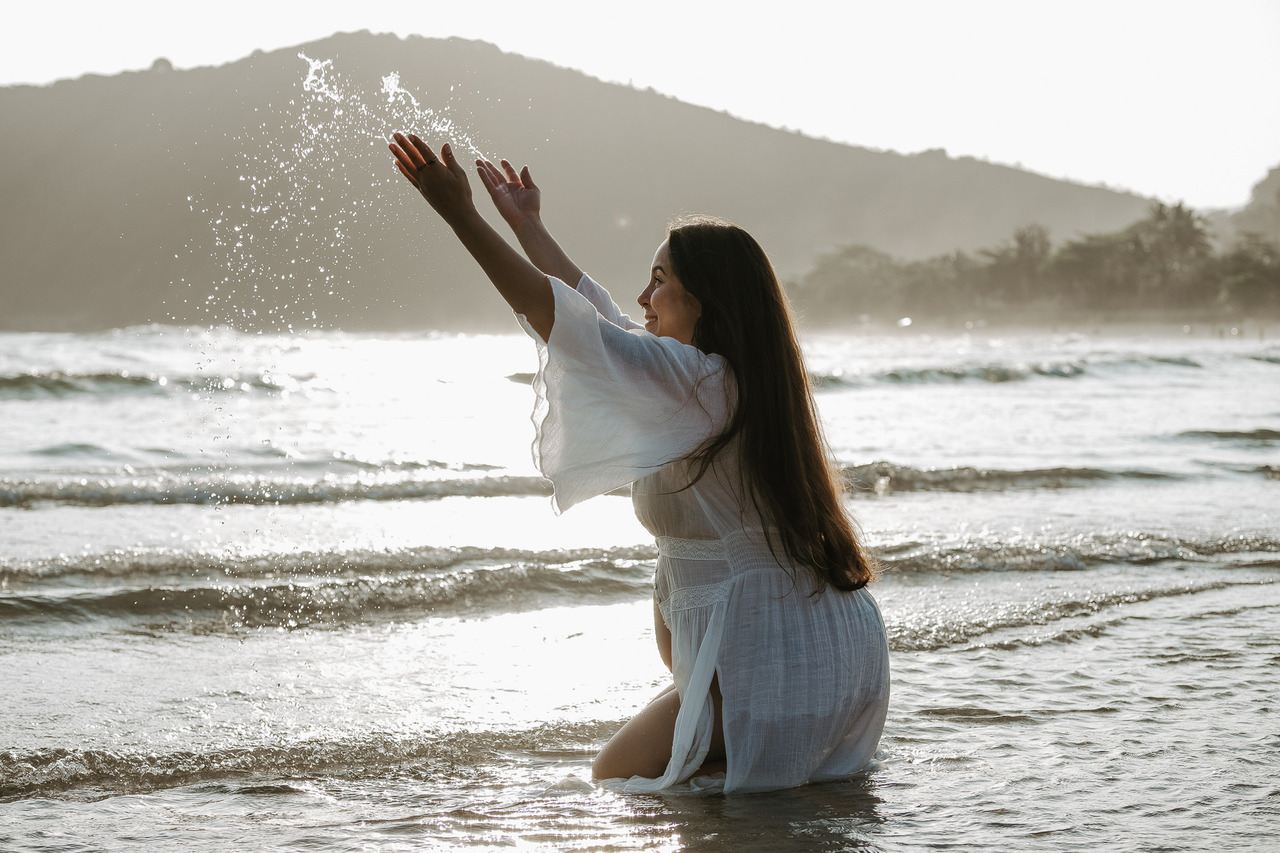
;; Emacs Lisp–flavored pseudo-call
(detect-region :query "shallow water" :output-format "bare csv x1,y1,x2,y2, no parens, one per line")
1,324,1277,850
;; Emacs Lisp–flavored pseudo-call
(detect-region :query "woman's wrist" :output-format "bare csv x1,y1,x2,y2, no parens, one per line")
442,205,489,236
512,214,548,242
507,212,581,285
513,216,557,263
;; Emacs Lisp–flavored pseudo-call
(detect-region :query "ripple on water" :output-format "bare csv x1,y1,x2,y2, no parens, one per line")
876,576,1280,851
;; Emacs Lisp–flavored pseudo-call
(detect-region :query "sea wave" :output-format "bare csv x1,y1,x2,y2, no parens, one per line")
876,531,1280,575
1176,428,1280,443
807,351,1277,391
0,369,311,399
0,549,657,629
810,361,1088,388
0,471,551,508
6,532,1272,587
0,459,1198,508
4,532,1276,633
0,722,616,801
840,461,1176,495
885,579,1280,653
0,544,659,584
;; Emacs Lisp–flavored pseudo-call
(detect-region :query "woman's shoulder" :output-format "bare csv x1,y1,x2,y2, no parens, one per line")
640,330,728,374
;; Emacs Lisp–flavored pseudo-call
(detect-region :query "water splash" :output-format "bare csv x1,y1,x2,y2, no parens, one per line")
168,55,498,518
381,71,419,109
176,53,490,333
300,53,343,102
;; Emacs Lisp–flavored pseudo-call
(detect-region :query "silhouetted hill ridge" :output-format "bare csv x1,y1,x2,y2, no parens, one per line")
0,31,1154,331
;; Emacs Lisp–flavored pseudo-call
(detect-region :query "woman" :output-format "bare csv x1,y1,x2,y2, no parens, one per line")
389,134,890,794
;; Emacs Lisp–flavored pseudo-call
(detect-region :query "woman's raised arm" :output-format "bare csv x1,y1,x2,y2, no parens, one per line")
475,158,585,288
389,133,554,340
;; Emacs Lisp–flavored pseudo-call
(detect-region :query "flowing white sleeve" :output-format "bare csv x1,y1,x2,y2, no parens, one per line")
516,276,729,513
573,273,644,331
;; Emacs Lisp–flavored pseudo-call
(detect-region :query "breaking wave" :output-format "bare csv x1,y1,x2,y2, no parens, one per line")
0,369,311,399
884,577,1280,653
1177,428,1280,443
809,350,1280,391
0,721,616,801
0,546,658,629
810,361,1087,388
840,461,1176,495
4,533,1275,632
0,471,550,508
2,458,1209,509
875,531,1280,575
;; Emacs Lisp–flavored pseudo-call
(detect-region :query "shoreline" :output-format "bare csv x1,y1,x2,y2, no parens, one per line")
798,312,1277,340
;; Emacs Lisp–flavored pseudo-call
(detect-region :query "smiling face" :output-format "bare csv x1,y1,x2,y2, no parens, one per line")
638,239,702,346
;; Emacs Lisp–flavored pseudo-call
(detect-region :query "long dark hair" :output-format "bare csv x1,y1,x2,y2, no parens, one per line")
668,215,877,592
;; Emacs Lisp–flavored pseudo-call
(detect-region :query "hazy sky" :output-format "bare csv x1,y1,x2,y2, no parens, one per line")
6,0,1277,209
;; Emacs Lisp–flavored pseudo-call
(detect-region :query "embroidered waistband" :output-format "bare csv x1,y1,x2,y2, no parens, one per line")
664,579,733,615
657,536,725,561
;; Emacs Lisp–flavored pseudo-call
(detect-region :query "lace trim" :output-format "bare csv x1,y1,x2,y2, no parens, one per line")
665,579,733,614
657,536,724,561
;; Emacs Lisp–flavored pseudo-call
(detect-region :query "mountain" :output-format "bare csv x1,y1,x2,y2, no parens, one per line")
0,31,1155,331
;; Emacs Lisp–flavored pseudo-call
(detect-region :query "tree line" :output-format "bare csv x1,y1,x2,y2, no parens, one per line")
789,202,1280,322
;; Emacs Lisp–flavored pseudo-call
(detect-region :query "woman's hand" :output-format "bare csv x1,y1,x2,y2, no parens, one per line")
389,133,476,226
388,133,554,339
475,158,583,287
476,159,541,232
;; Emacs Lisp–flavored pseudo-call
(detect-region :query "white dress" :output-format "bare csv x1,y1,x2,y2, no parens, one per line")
518,274,891,795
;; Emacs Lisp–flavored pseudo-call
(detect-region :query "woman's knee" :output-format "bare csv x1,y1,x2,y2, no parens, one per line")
591,688,681,780
590,739,626,780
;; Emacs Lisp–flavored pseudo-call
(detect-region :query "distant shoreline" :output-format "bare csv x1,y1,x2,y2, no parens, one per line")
797,312,1276,341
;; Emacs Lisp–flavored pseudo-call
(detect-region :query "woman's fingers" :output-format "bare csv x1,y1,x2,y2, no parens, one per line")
475,160,497,193
388,141,413,171
472,157,536,195
390,133,445,176
393,158,421,190
387,133,478,224
390,133,469,203
485,160,506,186
441,143,470,180
478,158,519,191
405,133,437,166
388,144,421,190
391,133,420,166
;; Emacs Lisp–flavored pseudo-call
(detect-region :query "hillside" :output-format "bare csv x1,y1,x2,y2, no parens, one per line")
0,31,1155,331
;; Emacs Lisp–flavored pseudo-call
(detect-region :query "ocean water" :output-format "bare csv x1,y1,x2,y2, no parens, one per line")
1,321,1278,852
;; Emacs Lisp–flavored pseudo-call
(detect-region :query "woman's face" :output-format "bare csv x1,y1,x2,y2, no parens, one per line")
638,239,702,346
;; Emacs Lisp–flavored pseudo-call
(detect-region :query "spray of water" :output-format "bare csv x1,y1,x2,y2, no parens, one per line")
176,53,490,334
168,55,496,524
